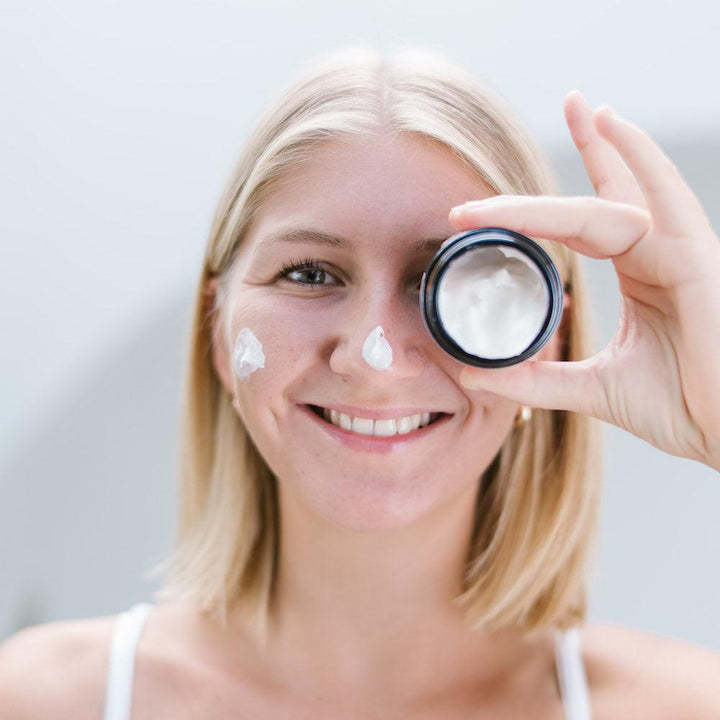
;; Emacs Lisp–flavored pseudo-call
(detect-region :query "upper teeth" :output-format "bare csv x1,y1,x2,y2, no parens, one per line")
322,409,435,436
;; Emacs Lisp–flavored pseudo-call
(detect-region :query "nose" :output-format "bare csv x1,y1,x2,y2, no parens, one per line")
327,289,427,381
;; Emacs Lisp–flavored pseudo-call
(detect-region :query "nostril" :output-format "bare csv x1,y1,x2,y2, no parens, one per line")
404,346,425,370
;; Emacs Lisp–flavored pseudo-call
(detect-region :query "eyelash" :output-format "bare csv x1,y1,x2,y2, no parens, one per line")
276,258,425,292
277,258,339,287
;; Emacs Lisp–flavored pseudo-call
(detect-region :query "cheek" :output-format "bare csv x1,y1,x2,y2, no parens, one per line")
463,383,518,448
226,296,329,407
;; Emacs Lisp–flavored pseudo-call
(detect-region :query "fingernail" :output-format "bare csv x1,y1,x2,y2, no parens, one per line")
448,207,468,222
595,104,617,119
568,90,591,108
450,200,487,217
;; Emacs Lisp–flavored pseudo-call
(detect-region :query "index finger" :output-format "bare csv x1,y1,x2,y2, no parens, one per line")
449,195,650,261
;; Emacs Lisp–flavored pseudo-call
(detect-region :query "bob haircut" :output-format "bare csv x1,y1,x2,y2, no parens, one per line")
153,47,602,642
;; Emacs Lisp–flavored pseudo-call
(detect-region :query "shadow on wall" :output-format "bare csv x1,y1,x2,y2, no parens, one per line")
0,293,192,640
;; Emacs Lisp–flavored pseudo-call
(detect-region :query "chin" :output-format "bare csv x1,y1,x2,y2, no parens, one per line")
282,464,480,533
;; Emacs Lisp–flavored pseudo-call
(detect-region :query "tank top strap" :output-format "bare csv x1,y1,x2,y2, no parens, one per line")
554,626,593,720
102,603,153,720
100,605,587,719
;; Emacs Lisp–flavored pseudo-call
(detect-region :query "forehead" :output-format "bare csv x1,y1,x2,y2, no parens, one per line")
245,134,494,251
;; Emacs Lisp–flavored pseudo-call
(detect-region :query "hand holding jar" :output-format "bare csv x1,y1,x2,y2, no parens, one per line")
454,93,720,472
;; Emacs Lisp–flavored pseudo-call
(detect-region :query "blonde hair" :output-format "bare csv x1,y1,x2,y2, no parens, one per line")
153,47,601,641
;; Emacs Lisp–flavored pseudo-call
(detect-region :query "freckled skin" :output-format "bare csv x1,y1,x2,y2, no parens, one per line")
213,135,542,532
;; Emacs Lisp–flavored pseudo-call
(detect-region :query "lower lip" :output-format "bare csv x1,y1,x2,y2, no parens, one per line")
300,405,449,454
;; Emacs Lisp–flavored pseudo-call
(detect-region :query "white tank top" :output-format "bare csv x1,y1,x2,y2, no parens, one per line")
102,603,593,720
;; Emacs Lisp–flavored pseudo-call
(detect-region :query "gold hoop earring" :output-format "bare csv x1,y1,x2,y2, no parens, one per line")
513,405,532,429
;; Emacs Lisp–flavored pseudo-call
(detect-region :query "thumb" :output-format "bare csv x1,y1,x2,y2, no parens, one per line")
459,358,602,416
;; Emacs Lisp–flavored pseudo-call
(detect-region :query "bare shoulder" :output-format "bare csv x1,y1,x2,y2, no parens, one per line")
0,613,117,720
581,622,720,720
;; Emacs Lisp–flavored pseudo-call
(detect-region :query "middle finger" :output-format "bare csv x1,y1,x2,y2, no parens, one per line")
564,91,647,208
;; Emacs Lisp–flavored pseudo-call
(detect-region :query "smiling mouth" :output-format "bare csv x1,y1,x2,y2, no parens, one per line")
308,405,444,438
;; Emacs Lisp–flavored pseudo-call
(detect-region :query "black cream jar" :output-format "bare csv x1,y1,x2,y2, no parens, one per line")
420,228,564,368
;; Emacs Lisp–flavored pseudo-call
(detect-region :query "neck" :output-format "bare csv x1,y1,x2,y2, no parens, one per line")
260,479,521,703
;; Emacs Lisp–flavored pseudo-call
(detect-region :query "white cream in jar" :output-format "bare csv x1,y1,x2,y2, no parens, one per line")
420,228,563,367
437,245,549,359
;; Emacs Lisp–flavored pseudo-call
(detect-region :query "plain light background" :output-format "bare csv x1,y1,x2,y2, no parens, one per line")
1,0,719,647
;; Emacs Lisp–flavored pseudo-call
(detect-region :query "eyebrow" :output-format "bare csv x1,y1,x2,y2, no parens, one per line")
258,227,449,255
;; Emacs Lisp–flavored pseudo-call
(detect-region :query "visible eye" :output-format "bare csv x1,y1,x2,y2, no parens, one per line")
278,259,339,288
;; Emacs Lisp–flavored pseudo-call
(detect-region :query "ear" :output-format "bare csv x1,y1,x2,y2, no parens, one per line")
205,275,235,395
539,289,572,362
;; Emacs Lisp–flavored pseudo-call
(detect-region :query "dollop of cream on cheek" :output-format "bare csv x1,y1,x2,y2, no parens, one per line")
362,325,393,371
234,327,266,380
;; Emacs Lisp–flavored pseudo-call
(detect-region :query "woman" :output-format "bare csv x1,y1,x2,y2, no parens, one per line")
1,47,719,719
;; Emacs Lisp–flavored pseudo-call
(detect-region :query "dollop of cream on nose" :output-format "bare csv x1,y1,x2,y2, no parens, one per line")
234,327,265,380
362,325,393,371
